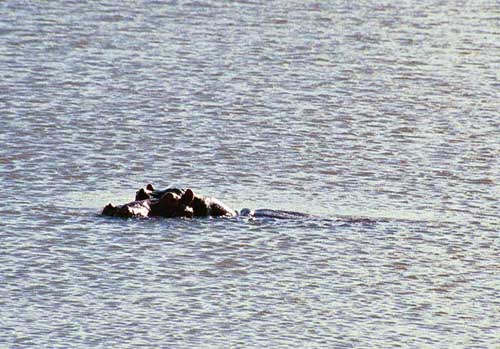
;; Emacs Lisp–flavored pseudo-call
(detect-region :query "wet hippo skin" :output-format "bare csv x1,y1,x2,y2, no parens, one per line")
134,184,237,218
102,189,194,219
103,184,313,219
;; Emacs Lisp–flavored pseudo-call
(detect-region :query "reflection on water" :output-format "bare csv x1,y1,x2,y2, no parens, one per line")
1,1,498,348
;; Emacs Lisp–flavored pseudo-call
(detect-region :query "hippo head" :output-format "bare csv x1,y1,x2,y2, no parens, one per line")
102,203,119,216
135,184,186,202
135,183,156,201
101,200,151,218
153,189,195,218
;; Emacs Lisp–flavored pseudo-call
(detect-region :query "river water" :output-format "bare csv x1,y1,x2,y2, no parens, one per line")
1,1,499,348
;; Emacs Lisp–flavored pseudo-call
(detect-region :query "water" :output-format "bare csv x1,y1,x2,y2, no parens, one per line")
1,1,499,348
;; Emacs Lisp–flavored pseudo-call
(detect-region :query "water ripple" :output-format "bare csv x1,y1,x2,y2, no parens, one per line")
1,0,499,348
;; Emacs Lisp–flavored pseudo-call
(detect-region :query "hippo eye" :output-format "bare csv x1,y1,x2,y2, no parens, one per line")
162,192,180,203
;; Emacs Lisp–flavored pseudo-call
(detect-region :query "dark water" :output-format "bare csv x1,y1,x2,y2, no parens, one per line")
1,1,499,348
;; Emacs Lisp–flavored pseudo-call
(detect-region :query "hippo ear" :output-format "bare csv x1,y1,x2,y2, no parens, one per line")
180,189,194,205
135,188,149,201
146,183,155,191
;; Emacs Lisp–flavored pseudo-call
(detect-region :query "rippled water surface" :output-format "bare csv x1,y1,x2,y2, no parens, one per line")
1,1,499,348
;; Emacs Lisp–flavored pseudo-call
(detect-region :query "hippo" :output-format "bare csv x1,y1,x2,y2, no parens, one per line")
102,188,195,219
102,184,315,219
134,184,238,217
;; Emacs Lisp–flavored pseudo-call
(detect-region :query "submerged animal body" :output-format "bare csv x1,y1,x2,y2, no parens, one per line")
102,184,314,220
239,208,313,219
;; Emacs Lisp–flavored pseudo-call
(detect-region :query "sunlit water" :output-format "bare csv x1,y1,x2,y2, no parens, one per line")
1,1,499,348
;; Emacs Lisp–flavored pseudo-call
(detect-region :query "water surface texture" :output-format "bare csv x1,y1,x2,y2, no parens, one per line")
1,1,499,348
